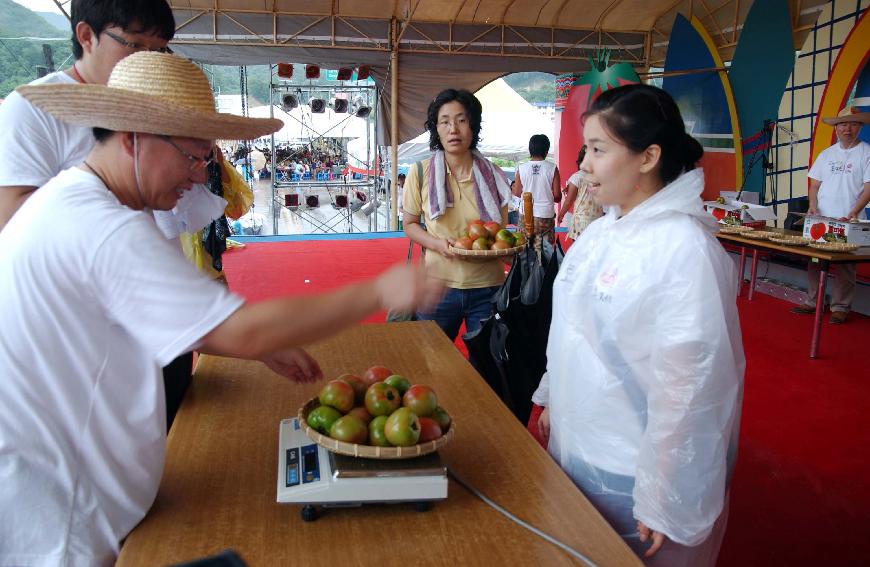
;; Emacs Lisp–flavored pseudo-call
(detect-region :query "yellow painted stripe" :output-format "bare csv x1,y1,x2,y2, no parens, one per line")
811,9,870,165
691,16,743,189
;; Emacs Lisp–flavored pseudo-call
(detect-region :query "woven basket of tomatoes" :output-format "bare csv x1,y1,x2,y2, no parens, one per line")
450,219,527,261
298,366,454,460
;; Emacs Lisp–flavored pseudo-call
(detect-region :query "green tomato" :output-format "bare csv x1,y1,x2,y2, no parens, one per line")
307,405,342,435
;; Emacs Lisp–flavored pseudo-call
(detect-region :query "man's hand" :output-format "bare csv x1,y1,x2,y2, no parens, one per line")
375,264,445,316
537,406,550,442
260,348,323,383
637,520,667,557
807,206,817,216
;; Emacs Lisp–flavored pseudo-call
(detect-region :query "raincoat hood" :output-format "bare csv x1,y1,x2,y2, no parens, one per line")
607,167,717,229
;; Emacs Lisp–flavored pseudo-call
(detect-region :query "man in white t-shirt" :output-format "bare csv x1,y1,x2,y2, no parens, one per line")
0,0,215,428
790,106,870,324
0,52,442,565
513,134,561,242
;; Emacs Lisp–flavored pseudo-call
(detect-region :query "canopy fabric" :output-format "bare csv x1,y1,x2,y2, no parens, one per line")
166,1,828,145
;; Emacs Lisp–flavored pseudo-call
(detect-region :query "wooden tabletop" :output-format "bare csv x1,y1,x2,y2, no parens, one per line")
714,228,870,263
117,322,640,567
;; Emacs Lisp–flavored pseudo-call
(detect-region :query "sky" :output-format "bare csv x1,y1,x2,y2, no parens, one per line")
12,0,66,14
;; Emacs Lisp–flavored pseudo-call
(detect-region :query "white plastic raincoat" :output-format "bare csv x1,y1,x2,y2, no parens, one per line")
536,168,744,548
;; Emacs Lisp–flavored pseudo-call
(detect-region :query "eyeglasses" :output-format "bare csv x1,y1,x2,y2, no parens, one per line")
157,136,216,171
102,30,172,53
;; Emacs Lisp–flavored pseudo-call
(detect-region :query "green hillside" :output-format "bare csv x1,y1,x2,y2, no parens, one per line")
0,0,71,97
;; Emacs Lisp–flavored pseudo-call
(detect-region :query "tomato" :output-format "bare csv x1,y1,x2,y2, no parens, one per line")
307,405,342,435
347,406,373,425
472,237,491,250
403,385,438,417
329,415,368,444
384,374,411,395
483,221,502,238
337,373,367,405
491,240,512,250
365,382,402,416
453,236,474,250
362,365,393,387
418,417,443,442
468,221,488,240
385,408,421,446
318,380,355,413
810,222,826,241
495,229,516,246
432,406,451,432
368,415,392,447
513,232,527,246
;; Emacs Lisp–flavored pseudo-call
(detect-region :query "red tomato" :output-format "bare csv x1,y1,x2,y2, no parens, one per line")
318,380,355,413
418,417,443,442
483,221,502,238
362,365,393,387
403,385,438,417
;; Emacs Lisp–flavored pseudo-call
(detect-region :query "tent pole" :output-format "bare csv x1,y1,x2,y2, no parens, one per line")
390,19,399,231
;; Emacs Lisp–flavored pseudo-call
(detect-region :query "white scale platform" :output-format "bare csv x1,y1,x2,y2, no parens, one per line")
277,418,448,520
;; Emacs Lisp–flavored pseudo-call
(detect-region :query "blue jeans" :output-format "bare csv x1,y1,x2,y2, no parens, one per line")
417,286,499,342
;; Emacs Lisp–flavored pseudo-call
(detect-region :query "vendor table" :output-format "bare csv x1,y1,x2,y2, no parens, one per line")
116,322,640,567
715,229,870,358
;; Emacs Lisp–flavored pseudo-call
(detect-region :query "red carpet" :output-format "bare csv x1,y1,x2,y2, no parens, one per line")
223,238,870,566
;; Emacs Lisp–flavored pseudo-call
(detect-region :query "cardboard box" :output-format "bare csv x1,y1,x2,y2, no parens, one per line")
704,197,776,229
800,214,870,245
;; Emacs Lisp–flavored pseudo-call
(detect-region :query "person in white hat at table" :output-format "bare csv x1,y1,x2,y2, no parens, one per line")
0,52,443,565
790,106,870,324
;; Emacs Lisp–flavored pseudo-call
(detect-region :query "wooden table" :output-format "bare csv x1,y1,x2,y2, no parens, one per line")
116,322,641,567
715,229,870,358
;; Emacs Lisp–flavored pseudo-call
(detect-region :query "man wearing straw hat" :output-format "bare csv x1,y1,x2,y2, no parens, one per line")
790,106,870,324
0,51,443,564
0,0,220,430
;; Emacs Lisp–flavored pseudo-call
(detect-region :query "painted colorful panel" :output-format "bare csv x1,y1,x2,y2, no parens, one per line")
662,14,741,200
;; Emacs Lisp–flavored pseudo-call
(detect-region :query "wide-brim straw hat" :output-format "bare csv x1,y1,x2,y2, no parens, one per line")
16,51,282,141
821,106,870,126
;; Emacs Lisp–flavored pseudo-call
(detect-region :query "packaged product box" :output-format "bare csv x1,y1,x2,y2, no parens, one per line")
800,214,870,245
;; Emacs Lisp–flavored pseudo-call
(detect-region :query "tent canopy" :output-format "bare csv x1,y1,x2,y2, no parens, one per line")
166,1,827,144
396,78,553,164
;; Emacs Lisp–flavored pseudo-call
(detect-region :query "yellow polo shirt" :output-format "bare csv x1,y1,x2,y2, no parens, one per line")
403,158,507,289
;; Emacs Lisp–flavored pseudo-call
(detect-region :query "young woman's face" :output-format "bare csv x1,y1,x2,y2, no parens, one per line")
436,101,473,156
580,114,648,210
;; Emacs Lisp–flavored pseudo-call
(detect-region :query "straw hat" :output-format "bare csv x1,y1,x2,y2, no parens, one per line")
821,106,870,126
16,52,282,141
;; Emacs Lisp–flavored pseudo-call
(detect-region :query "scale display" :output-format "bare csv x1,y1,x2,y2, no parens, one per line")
277,418,448,520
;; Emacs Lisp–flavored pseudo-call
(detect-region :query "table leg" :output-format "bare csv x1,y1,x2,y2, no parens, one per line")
810,261,828,359
738,247,746,296
748,250,759,301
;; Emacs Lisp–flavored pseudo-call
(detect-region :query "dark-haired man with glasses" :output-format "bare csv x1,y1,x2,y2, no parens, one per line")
0,0,175,228
0,1,222,430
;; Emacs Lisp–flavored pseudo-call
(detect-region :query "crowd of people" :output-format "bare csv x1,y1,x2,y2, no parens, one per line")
0,1,864,566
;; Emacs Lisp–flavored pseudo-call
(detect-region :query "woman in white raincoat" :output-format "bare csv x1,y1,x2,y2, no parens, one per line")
534,84,744,566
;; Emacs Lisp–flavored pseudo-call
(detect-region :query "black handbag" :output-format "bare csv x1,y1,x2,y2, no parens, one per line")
464,234,563,424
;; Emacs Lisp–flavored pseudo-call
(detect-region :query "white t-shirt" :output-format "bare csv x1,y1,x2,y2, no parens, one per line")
808,141,870,219
0,70,223,237
0,168,244,564
0,71,93,188
518,159,557,218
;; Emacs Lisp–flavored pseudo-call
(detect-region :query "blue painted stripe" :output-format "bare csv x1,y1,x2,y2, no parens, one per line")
231,228,568,243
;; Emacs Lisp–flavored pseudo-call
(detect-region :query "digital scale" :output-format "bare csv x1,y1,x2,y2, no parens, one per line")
277,418,448,521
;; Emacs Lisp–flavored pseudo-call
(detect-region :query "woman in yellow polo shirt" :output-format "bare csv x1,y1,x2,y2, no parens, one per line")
402,88,512,340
